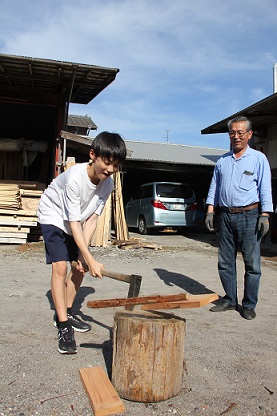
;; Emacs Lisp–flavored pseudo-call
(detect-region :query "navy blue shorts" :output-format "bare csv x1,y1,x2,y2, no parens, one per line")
40,224,78,264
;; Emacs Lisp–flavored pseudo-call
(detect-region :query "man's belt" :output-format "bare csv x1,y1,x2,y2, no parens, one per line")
221,203,259,214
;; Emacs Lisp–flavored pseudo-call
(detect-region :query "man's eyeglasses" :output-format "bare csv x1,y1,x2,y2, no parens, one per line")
229,130,249,138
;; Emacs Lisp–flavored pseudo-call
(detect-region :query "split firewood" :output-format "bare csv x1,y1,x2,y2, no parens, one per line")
141,293,219,310
87,293,189,308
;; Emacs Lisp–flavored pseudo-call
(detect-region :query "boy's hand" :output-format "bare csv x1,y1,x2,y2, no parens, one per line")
87,259,104,279
75,260,87,275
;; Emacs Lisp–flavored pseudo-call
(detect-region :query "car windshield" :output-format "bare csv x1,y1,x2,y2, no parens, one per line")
156,184,193,199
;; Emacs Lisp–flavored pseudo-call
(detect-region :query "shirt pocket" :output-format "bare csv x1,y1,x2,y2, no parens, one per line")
239,172,254,191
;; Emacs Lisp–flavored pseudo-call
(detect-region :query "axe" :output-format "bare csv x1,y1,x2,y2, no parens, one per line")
71,260,142,311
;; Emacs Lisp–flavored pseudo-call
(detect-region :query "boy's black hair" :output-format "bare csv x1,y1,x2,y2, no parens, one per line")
91,131,126,163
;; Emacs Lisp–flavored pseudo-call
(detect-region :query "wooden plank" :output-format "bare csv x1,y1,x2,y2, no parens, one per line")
87,293,189,309
0,208,37,216
141,293,219,310
0,226,30,232
0,237,27,244
79,366,124,416
20,190,43,197
0,180,45,190
21,197,40,212
0,232,28,238
0,217,37,226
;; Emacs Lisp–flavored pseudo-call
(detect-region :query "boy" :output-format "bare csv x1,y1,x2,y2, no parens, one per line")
38,132,126,354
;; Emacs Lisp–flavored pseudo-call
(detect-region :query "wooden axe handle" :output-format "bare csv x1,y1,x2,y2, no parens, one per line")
71,260,132,283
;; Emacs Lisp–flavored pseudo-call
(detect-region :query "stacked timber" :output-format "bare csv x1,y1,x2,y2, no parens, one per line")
92,171,129,247
0,181,44,244
91,194,112,247
112,171,129,241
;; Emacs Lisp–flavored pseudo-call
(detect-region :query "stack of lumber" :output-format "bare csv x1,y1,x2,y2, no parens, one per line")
0,184,21,210
112,171,129,241
92,171,129,247
0,181,44,244
91,194,112,247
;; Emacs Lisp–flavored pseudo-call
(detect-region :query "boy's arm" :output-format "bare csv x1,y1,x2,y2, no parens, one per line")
82,213,98,245
70,218,103,278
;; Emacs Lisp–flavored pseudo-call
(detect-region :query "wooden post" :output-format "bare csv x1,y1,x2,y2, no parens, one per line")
112,310,186,402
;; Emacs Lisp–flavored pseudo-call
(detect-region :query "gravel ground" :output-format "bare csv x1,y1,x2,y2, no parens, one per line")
0,230,276,416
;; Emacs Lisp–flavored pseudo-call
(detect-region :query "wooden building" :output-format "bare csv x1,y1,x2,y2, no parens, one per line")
0,53,119,186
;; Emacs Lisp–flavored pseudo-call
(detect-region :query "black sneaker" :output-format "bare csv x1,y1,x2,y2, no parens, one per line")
58,326,77,354
67,313,92,333
54,313,91,333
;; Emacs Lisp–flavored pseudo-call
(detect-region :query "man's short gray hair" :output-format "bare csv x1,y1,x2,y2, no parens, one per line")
227,116,252,131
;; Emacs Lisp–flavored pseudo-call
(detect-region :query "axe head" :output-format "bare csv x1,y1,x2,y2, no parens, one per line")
125,274,142,311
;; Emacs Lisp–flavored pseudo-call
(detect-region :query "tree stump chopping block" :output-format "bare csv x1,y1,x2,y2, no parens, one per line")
112,310,186,402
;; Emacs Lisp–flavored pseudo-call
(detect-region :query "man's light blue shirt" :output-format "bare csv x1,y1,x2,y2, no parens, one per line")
206,146,273,213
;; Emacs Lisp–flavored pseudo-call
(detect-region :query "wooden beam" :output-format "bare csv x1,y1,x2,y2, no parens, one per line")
141,293,219,310
79,366,124,416
87,293,189,309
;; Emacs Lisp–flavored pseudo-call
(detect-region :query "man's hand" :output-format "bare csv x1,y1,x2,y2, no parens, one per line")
258,215,269,237
205,212,215,232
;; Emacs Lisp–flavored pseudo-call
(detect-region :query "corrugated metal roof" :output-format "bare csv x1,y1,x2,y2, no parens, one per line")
60,131,227,165
124,140,227,166
0,53,119,104
68,115,97,130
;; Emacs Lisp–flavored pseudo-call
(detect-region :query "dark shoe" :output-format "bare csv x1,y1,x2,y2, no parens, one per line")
58,326,77,354
209,300,236,312
67,313,91,333
54,313,91,333
242,308,256,320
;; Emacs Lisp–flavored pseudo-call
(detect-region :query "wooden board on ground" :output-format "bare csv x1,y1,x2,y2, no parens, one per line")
141,293,219,310
79,366,124,416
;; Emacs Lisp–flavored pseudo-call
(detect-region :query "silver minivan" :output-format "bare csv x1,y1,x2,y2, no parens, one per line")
125,182,197,234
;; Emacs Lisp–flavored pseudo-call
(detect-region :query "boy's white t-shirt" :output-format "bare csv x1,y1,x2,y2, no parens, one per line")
38,163,113,235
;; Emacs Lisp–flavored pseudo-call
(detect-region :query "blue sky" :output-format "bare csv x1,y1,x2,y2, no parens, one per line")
1,0,277,150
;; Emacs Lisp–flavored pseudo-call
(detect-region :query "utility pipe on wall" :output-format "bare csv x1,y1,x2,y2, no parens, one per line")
273,63,277,93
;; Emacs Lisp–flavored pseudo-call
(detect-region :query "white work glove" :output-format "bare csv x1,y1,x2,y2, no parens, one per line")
258,216,269,237
205,212,214,232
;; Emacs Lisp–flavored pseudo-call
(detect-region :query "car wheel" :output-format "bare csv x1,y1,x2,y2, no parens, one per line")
138,216,148,235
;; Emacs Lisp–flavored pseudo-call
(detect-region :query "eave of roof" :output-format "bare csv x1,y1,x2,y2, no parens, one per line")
201,92,277,135
68,115,97,129
0,53,119,104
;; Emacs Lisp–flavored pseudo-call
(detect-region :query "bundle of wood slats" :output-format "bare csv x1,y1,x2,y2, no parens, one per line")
0,181,44,244
0,184,21,210
92,171,129,247
91,194,112,247
112,171,129,242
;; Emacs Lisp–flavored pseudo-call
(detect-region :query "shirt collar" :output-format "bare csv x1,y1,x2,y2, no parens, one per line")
232,145,250,160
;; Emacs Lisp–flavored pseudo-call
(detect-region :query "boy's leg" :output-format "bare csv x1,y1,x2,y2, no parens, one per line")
66,268,83,310
51,260,68,323
40,224,77,354
65,267,92,332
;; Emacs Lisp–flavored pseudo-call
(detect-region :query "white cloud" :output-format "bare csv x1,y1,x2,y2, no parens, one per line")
1,0,277,147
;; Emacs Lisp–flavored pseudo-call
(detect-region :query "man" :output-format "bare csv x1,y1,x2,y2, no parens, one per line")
205,116,273,320
38,132,126,353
